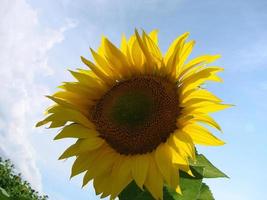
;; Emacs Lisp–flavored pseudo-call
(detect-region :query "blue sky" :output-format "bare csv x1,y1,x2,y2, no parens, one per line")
0,0,267,199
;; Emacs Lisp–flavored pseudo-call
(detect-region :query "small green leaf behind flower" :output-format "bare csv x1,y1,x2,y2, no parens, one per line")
164,167,203,200
190,154,228,178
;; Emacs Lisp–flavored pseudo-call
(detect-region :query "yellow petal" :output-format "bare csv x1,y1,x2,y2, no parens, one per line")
81,56,113,84
169,165,180,191
144,155,163,200
120,33,128,54
131,154,150,189
192,114,221,131
122,35,135,67
182,102,232,115
169,146,193,175
177,40,195,71
54,123,98,140
71,150,99,178
169,145,188,166
183,124,225,146
45,102,89,118
59,82,104,100
155,143,172,185
176,185,182,194
58,140,80,159
130,37,145,72
52,90,94,109
181,88,222,104
164,32,189,78
78,137,104,152
93,171,112,197
36,113,66,128
179,54,221,79
174,130,196,160
36,107,95,129
149,30,159,45
82,170,93,188
103,37,129,66
143,30,162,60
169,131,195,159
82,146,118,187
46,95,83,113
68,69,104,89
103,37,132,78
59,137,104,159
88,147,117,179
110,156,132,199
165,32,189,65
97,36,106,57
90,48,113,76
180,67,223,93
135,29,154,71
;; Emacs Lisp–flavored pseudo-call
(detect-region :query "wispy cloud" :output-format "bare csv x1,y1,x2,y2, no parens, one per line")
0,0,75,191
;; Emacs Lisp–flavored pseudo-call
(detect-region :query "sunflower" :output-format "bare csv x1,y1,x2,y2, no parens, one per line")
37,29,229,200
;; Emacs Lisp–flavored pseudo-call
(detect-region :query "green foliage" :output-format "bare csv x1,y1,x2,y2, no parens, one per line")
0,157,48,200
190,154,228,178
119,153,226,200
196,183,214,200
119,181,154,200
0,187,10,200
165,167,204,200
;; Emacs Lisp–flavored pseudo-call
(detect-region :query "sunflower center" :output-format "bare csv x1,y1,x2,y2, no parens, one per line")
110,90,154,127
90,75,179,155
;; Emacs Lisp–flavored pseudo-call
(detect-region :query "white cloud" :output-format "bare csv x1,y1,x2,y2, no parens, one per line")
0,0,75,192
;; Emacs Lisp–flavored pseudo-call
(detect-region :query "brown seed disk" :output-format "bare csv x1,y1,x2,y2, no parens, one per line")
90,75,180,155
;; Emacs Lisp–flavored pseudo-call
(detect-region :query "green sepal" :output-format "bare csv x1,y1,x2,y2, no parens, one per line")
163,167,203,200
190,154,228,178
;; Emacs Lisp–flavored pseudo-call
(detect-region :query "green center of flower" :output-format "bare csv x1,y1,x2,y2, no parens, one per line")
110,90,154,128
90,75,179,155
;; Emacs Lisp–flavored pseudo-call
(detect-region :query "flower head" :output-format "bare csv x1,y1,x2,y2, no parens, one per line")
37,29,229,200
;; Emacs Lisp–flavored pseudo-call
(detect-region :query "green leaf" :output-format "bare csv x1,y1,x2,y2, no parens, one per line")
164,167,203,200
197,183,214,200
190,154,228,178
118,181,141,200
0,187,10,200
118,181,154,200
135,191,155,200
